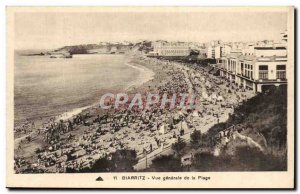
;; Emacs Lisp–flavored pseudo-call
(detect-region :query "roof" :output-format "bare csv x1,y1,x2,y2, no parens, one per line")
223,54,287,63
226,52,243,59
254,47,286,50
239,55,257,61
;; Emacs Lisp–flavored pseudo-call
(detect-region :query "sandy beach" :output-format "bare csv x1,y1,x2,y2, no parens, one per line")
14,54,254,173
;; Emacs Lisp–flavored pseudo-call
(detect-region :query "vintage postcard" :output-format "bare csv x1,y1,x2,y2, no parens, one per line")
6,6,295,188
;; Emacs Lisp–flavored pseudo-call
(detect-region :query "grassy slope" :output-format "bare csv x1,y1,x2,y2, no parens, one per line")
149,85,288,172
198,85,288,171
209,85,287,152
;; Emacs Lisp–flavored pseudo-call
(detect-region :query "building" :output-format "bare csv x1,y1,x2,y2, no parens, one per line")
217,44,232,58
207,45,215,59
110,46,118,53
207,43,232,59
222,44,232,56
215,45,222,59
152,42,191,57
242,43,255,56
216,46,288,92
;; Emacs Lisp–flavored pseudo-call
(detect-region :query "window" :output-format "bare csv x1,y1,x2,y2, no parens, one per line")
241,63,244,75
277,71,286,79
277,65,286,70
259,65,268,79
259,71,268,79
259,65,268,70
276,65,286,79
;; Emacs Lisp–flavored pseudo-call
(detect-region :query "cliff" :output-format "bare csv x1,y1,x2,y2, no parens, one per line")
52,43,134,55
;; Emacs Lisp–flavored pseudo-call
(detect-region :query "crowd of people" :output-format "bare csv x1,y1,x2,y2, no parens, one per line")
14,55,254,173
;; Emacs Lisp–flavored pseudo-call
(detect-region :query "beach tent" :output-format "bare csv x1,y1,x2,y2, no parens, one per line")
173,113,181,124
192,110,199,117
205,81,211,88
202,91,208,99
178,110,188,117
181,121,189,131
211,93,217,99
177,111,184,116
150,125,157,132
207,95,212,102
217,95,224,101
159,124,166,135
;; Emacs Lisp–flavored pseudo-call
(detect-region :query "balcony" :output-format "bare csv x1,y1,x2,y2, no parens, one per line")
259,70,268,80
276,71,286,80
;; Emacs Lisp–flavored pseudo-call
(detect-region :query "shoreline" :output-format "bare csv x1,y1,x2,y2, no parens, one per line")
14,54,255,173
14,54,156,140
124,61,155,91
54,56,156,122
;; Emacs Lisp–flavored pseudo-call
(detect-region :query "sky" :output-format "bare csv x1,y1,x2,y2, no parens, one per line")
14,10,288,50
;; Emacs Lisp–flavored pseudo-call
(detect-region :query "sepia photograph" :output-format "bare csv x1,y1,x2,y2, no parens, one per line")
6,6,295,188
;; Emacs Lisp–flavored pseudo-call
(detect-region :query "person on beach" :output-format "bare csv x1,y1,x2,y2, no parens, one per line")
14,55,254,173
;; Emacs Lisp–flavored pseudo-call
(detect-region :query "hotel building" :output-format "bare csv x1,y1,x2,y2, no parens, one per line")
216,46,288,92
207,43,232,59
151,42,191,57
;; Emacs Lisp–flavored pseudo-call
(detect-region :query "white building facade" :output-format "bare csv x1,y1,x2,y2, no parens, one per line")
207,44,232,59
152,42,191,57
207,45,215,59
216,46,288,92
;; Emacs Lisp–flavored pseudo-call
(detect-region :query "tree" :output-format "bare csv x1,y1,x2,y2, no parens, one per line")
88,157,111,172
193,152,218,171
149,155,182,172
172,137,186,156
74,149,138,173
190,130,201,148
110,150,138,172
234,146,286,171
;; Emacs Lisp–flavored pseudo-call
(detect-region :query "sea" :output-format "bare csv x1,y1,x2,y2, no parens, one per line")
14,52,152,126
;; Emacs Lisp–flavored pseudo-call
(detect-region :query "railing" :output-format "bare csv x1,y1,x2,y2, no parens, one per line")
136,124,238,169
259,70,268,80
276,71,286,79
134,133,191,169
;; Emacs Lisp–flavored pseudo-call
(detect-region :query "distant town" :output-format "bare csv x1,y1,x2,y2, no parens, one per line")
14,30,288,173
42,30,288,93
9,7,294,189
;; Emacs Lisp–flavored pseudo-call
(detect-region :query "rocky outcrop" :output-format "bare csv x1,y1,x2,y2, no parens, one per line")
53,43,134,55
